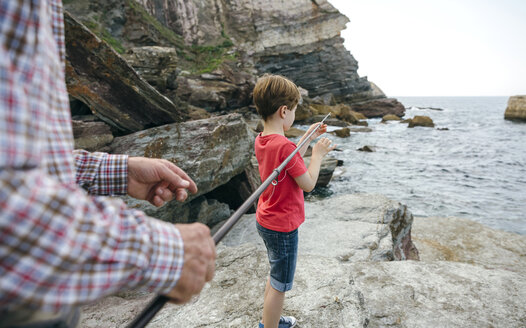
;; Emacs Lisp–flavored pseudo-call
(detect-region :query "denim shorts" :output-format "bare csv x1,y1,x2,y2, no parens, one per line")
256,221,298,292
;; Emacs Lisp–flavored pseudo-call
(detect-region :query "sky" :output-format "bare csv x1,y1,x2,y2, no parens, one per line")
327,0,526,97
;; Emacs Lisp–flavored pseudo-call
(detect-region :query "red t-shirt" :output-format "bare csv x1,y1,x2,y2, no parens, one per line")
255,133,308,232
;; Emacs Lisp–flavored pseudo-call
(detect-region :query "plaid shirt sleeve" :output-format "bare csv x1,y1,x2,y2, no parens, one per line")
0,0,184,313
73,149,129,196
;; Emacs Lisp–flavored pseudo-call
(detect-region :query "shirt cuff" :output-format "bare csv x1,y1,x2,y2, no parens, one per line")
96,153,129,195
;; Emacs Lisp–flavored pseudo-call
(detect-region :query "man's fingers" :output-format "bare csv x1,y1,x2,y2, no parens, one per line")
155,187,173,202
175,188,188,202
161,161,198,194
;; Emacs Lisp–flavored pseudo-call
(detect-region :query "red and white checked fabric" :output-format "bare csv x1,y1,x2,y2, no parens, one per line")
0,0,183,312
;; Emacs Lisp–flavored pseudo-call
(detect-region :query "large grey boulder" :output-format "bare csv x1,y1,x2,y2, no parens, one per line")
109,113,254,222
222,194,419,262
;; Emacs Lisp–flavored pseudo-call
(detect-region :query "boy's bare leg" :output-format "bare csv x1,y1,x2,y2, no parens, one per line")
262,278,285,328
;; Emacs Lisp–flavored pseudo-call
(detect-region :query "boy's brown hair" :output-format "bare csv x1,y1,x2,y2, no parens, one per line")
253,74,300,120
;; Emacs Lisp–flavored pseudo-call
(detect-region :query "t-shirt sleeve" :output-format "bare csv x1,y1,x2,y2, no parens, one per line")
282,142,308,178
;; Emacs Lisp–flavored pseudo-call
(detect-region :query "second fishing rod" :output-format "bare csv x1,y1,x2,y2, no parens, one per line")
127,112,332,328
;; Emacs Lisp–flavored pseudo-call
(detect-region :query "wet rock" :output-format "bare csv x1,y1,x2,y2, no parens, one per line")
504,95,526,122
331,127,351,138
339,106,368,124
64,12,184,134
109,114,254,220
301,114,350,127
284,127,306,138
349,127,373,133
302,157,339,188
351,98,405,118
358,145,374,152
381,114,402,123
408,115,435,128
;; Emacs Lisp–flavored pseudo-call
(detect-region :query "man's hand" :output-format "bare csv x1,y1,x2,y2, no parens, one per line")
128,157,198,207
164,223,216,303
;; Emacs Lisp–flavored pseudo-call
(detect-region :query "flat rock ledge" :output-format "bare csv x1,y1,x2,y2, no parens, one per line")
80,195,526,328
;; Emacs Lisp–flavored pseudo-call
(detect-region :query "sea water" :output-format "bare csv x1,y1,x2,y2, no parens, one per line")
302,97,526,235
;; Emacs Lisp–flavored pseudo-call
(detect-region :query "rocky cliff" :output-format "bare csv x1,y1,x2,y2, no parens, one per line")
136,0,385,102
64,0,403,117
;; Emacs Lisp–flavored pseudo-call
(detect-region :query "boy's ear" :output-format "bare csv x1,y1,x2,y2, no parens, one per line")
278,105,288,118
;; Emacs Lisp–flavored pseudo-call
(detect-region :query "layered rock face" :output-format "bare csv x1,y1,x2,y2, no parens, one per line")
64,12,185,134
504,95,526,122
134,0,397,107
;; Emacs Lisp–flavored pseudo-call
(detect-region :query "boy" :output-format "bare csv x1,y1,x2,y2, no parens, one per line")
253,74,336,328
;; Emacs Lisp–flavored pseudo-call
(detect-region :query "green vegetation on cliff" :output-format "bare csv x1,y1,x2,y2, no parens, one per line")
68,0,237,74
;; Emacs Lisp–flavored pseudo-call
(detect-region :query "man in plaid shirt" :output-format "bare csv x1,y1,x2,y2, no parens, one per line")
0,0,215,326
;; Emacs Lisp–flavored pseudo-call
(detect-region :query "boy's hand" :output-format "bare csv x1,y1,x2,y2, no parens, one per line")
312,137,336,158
305,123,328,141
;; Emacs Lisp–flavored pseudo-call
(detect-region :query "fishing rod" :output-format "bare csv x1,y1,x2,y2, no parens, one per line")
127,113,331,328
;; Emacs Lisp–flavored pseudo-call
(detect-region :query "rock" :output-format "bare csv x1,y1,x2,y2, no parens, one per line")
80,196,526,328
312,93,336,106
351,98,405,118
284,127,306,138
381,114,402,123
412,216,526,273
221,194,418,261
408,115,435,128
186,105,211,120
504,95,526,122
72,120,114,151
64,12,184,134
301,114,350,127
358,145,374,152
350,127,373,133
302,157,339,188
295,101,315,121
206,166,261,215
122,46,178,92
348,261,526,328
109,114,254,220
331,127,351,138
339,106,368,124
175,64,255,112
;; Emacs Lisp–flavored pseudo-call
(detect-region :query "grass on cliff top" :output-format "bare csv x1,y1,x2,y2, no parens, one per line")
83,20,126,54
126,0,237,74
73,0,237,74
